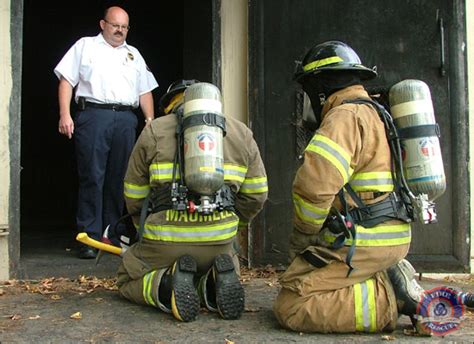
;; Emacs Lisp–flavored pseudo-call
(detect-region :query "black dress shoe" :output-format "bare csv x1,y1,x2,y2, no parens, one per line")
78,245,98,259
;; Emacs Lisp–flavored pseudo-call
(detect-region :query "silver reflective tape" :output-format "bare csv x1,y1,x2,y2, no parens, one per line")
361,282,371,331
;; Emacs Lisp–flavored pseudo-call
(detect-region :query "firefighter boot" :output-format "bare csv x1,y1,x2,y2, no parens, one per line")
460,292,474,308
198,254,245,320
387,259,425,316
445,289,474,309
159,255,200,322
386,259,431,335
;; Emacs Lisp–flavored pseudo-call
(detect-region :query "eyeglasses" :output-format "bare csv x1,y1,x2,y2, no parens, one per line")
104,19,130,31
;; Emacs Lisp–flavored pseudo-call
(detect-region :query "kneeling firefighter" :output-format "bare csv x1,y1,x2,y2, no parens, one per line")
273,40,473,334
117,79,268,322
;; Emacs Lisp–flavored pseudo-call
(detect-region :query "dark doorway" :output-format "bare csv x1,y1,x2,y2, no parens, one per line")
249,0,469,272
20,0,216,277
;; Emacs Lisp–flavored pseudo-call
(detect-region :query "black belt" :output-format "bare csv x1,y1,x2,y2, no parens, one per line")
85,101,134,112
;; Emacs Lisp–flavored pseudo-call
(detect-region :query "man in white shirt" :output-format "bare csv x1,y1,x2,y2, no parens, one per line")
54,6,158,259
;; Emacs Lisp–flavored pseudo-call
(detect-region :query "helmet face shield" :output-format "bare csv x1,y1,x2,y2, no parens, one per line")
302,92,319,131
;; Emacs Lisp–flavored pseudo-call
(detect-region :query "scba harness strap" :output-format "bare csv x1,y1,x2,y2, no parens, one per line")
182,112,227,136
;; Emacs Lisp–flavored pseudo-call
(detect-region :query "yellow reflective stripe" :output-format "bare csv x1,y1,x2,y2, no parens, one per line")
323,223,411,247
149,162,180,182
348,223,411,246
293,193,329,225
367,279,377,332
350,172,394,192
224,163,248,182
240,176,268,193
142,270,157,307
143,219,239,242
354,283,363,331
354,279,377,332
306,134,353,183
303,56,344,72
124,182,150,199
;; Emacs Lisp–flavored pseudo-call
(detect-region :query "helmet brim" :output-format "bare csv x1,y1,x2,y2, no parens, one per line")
295,65,377,83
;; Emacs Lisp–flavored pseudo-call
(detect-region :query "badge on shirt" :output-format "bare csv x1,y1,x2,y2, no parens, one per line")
127,52,134,61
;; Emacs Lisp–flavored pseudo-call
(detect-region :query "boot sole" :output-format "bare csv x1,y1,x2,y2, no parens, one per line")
214,254,245,320
387,259,423,316
171,255,200,322
398,259,416,280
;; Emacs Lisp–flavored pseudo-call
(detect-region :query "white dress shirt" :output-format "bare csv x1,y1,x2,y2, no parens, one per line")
54,33,158,107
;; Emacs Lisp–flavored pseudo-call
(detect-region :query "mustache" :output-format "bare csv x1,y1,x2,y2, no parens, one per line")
114,32,124,37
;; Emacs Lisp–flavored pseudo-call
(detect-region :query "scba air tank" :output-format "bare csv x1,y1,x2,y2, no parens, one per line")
389,79,446,201
183,82,225,196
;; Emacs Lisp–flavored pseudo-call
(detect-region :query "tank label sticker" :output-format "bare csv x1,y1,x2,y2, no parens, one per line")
419,138,440,158
197,133,215,151
199,166,216,172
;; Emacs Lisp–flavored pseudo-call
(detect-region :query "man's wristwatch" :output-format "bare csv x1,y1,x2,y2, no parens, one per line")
144,117,154,124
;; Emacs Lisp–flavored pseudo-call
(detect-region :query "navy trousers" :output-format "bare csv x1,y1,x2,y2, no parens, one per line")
74,108,138,240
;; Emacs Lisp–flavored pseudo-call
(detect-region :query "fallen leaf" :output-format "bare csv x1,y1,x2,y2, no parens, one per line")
0,288,4,296
51,294,62,300
224,339,234,344
244,307,260,312
10,314,22,320
28,315,41,320
381,335,395,340
70,312,82,320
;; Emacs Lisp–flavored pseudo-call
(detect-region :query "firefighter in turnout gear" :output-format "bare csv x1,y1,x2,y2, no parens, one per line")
273,41,423,333
117,79,268,322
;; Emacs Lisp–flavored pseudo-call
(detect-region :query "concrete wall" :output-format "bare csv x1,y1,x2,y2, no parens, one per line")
220,0,248,124
467,1,474,273
0,0,11,280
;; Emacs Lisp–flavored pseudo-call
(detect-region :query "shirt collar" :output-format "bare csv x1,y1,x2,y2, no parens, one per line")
96,33,130,50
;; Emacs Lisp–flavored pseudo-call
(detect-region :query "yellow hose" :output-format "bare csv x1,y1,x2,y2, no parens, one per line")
76,232,122,256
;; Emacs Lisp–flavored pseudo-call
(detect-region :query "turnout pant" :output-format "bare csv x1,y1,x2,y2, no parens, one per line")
117,239,239,307
74,108,137,240
273,244,409,333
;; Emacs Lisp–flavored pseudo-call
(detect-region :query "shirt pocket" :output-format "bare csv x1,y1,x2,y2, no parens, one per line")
121,59,140,83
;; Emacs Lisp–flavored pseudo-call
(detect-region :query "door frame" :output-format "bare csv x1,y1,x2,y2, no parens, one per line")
8,0,222,278
9,0,23,278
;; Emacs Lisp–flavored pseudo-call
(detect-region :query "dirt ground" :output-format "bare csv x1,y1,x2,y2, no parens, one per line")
1,260,474,343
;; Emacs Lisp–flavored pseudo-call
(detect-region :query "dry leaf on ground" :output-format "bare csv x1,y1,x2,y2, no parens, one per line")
70,312,82,320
